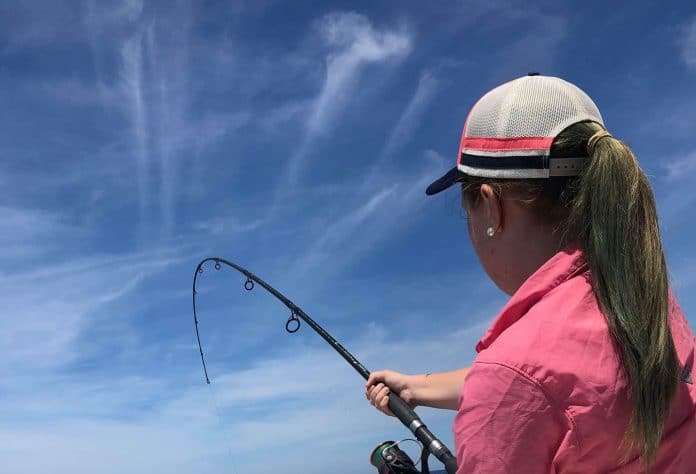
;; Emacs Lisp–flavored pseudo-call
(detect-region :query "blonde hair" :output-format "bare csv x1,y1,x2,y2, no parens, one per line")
462,121,679,470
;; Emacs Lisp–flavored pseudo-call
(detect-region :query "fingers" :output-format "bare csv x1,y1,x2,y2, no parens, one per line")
365,382,394,416
366,370,391,399
366,382,385,404
377,385,393,416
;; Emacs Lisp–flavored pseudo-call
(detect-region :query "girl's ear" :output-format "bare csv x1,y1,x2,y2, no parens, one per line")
479,184,502,232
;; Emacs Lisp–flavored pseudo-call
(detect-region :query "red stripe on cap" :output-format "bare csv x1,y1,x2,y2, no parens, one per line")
460,137,554,151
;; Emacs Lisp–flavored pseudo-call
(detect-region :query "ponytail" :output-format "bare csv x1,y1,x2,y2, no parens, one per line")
556,121,680,469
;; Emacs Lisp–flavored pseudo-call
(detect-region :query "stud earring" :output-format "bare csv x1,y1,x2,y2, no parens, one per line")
486,227,495,237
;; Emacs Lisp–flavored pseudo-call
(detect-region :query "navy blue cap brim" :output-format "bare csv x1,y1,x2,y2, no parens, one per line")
425,167,466,195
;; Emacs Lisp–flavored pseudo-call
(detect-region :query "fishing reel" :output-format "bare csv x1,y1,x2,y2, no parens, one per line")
370,440,426,474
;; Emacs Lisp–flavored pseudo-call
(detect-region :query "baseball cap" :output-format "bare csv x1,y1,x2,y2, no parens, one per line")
425,73,604,196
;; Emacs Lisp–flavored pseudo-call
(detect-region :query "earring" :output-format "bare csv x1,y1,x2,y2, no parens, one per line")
486,227,495,237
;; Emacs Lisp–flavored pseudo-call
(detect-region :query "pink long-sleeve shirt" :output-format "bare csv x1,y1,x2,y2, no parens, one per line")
453,246,696,473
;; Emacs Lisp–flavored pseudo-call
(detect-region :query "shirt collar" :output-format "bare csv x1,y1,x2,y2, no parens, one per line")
475,244,588,353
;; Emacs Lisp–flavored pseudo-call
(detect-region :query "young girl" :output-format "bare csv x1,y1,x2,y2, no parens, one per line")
365,74,696,473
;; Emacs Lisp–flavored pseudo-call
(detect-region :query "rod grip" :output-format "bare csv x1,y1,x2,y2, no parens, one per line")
386,391,417,422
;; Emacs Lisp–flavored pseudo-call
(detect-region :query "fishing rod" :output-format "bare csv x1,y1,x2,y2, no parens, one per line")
192,257,458,474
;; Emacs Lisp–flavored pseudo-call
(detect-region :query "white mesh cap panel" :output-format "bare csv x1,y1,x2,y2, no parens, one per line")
464,76,604,141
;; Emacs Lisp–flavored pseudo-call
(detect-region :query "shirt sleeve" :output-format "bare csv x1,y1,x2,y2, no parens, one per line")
453,361,568,473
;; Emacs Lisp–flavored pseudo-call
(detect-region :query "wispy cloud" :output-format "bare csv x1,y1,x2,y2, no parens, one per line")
84,0,144,100
255,12,413,234
146,12,193,240
663,150,696,181
88,1,247,242
293,160,439,279
423,148,450,168
192,215,265,236
682,16,696,70
0,247,187,375
0,201,190,378
287,12,412,184
120,30,151,233
260,99,312,136
672,257,696,293
361,70,441,192
0,206,83,266
306,12,412,138
86,0,144,29
658,150,696,234
380,70,440,159
294,186,397,273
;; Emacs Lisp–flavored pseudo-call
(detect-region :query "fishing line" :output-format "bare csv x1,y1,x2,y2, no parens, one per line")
192,257,458,474
206,381,239,474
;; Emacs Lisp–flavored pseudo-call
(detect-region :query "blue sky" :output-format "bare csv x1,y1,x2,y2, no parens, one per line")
2,1,696,473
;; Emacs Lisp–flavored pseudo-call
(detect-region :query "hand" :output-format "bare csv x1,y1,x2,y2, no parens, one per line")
365,370,421,417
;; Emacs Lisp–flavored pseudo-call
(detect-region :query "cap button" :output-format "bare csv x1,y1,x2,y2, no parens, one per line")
527,71,541,76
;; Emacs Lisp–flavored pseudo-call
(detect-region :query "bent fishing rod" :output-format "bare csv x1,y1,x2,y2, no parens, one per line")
192,257,458,474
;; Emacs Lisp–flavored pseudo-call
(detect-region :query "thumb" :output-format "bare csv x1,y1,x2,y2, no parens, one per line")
366,370,389,390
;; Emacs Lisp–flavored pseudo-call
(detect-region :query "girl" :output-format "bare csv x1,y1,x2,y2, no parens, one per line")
366,74,696,473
